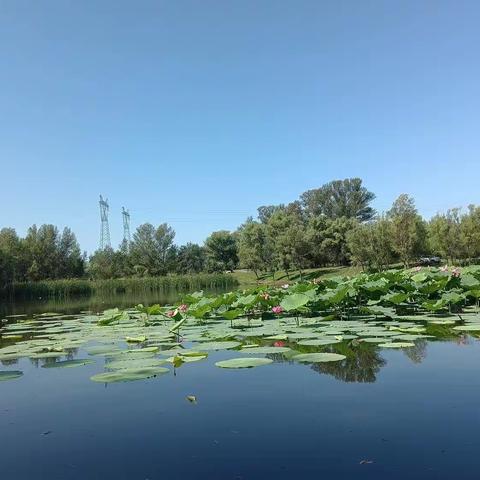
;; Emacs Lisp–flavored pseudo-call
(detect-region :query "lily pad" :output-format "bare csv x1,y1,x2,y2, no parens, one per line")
377,342,415,348
0,370,23,381
297,339,341,346
42,359,94,368
215,357,273,369
453,325,480,331
196,341,241,351
90,367,169,383
292,353,346,363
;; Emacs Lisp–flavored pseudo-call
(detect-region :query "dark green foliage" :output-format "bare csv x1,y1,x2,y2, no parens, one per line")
204,230,238,272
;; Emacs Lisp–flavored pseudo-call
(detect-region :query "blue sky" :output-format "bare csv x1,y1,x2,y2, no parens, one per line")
1,0,479,253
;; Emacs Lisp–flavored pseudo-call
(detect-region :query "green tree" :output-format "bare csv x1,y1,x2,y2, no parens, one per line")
204,231,238,272
428,209,463,263
301,178,376,221
177,243,206,274
388,194,426,267
347,217,394,270
237,219,270,278
460,205,480,260
130,223,175,276
56,227,84,278
88,248,118,279
266,209,310,278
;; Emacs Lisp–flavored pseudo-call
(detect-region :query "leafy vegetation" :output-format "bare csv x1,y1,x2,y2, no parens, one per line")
8,273,238,299
1,266,480,384
2,177,480,296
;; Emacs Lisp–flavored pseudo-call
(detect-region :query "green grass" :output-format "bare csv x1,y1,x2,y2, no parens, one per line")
232,266,363,287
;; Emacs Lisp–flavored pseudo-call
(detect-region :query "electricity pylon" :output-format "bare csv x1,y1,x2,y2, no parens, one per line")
99,195,111,250
122,207,131,245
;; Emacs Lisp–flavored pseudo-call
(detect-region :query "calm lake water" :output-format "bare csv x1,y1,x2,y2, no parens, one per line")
1,295,480,479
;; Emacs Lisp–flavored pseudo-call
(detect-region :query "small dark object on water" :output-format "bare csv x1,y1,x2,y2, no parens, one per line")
41,430,52,436
359,460,374,465
186,395,197,403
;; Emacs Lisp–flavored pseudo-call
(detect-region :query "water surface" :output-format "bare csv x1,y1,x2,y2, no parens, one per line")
1,303,480,480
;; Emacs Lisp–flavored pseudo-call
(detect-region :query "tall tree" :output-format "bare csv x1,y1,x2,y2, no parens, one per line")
428,209,463,263
204,231,238,272
460,205,480,260
237,219,270,279
130,223,175,276
388,194,426,267
57,227,84,278
177,243,206,274
301,178,376,221
347,217,394,271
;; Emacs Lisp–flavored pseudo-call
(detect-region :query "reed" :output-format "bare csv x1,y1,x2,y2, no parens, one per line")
4,273,238,299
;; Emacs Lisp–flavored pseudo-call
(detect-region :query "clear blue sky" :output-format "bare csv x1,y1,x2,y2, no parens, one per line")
1,0,479,253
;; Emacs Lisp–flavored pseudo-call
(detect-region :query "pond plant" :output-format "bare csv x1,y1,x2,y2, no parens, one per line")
1,266,480,383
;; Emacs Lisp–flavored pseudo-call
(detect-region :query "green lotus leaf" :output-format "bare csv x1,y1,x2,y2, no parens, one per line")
292,353,346,363
297,339,342,346
0,370,23,381
280,293,310,312
91,366,169,383
42,359,94,368
105,358,166,370
85,345,122,356
453,325,480,331
125,336,147,343
215,357,273,369
196,341,241,351
377,342,415,348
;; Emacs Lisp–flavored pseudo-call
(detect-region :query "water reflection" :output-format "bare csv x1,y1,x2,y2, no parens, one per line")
310,344,386,383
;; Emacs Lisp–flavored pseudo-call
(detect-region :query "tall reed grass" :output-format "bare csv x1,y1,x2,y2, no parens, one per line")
4,273,238,299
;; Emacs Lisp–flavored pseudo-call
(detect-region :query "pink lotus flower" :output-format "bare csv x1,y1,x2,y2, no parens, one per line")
281,284,289,289
166,309,177,318
272,305,284,314
440,265,449,272
452,267,461,277
414,266,422,272
178,304,188,313
260,292,270,300
273,341,285,347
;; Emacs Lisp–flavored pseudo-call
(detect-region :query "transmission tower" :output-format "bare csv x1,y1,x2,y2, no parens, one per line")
99,195,111,250
122,207,131,245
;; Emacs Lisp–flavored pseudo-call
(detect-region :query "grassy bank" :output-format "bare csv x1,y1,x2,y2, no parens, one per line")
5,273,238,300
232,266,363,287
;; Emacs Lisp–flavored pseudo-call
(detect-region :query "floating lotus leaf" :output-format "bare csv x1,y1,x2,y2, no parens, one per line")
106,358,166,370
90,366,169,383
297,338,342,346
0,370,23,381
264,334,288,340
292,353,346,363
453,325,480,331
196,341,241,351
165,355,207,363
239,346,291,354
360,338,392,343
215,357,273,369
85,345,122,356
377,342,415,348
125,336,147,343
29,352,65,359
42,359,94,368
287,332,319,340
